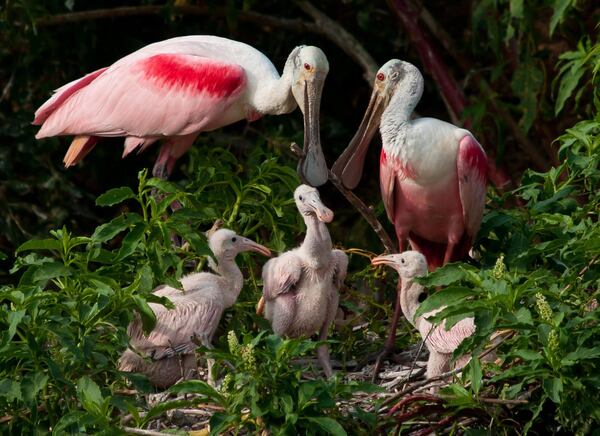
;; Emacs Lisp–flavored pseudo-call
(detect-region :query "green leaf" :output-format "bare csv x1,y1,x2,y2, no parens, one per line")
7,309,25,341
132,295,157,334
542,377,563,403
549,0,573,36
76,376,103,415
95,186,135,206
114,223,146,261
512,349,543,361
16,238,62,253
416,265,465,287
0,379,23,402
468,357,482,395
304,417,347,436
415,286,472,318
90,213,143,243
168,380,224,402
21,372,49,404
555,63,586,115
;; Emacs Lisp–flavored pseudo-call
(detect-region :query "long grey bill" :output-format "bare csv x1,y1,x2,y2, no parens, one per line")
298,81,328,187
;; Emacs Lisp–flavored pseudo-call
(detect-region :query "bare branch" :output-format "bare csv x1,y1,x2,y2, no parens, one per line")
296,1,379,83
290,143,396,253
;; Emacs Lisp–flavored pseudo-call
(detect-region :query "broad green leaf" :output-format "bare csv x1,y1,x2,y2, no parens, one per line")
468,357,482,395
304,417,347,436
95,186,135,206
114,223,146,261
16,238,62,253
90,213,143,243
0,379,22,401
7,309,25,341
549,0,574,36
416,265,465,287
146,177,180,194
513,349,543,361
132,295,157,334
543,377,563,403
76,376,103,415
21,372,49,404
555,63,586,115
415,286,472,318
168,380,223,402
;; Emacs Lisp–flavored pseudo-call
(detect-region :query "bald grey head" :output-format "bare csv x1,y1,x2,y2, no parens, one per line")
294,184,334,223
209,228,271,261
371,251,428,279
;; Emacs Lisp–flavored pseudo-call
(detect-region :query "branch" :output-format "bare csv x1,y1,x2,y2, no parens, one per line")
295,1,379,83
34,3,378,85
290,143,396,253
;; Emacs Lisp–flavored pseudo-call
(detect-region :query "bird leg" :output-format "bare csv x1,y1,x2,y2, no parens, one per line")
426,351,451,393
372,284,403,381
443,241,456,266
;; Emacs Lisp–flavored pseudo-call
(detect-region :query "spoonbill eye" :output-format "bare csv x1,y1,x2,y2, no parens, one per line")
401,258,405,264
377,72,385,81
231,237,237,242
304,63,311,70
299,195,304,201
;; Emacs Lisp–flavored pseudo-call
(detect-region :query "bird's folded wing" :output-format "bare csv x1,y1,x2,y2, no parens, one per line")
35,54,246,139
128,295,224,360
424,316,476,355
262,252,303,300
457,135,488,239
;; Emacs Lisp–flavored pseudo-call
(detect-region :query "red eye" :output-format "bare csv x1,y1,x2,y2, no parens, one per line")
377,72,385,81
304,63,311,70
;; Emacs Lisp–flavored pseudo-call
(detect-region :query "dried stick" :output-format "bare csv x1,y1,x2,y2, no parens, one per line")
296,1,379,82
122,427,171,436
34,3,378,85
290,142,396,253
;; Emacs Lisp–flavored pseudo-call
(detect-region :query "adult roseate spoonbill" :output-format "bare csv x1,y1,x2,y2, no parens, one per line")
33,35,329,186
119,228,271,388
257,185,348,377
332,60,487,269
372,251,496,389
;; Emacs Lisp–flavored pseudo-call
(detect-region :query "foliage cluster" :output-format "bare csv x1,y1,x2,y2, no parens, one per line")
0,0,599,434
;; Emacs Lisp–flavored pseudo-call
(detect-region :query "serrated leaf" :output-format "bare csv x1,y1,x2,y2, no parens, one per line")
168,380,224,402
16,238,62,253
304,417,347,436
95,186,135,207
555,64,586,115
0,379,22,402
417,265,466,287
21,372,49,404
513,349,543,360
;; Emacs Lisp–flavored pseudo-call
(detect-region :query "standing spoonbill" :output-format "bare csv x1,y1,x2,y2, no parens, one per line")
257,184,348,377
119,228,271,388
33,35,330,186
332,60,487,270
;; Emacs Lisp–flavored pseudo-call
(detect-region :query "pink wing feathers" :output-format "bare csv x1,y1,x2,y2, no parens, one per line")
420,315,476,355
35,54,246,139
457,135,487,241
128,295,223,360
262,252,303,301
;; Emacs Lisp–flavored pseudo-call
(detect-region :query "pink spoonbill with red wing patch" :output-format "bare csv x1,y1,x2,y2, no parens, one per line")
33,35,330,186
332,60,487,270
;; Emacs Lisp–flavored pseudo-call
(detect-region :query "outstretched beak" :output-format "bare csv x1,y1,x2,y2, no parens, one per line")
240,238,272,257
298,71,328,187
371,254,397,268
332,87,387,189
306,195,334,223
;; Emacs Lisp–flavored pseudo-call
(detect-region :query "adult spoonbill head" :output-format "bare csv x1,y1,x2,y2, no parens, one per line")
33,36,330,186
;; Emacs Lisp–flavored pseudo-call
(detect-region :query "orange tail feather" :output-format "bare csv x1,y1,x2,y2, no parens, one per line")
63,135,98,167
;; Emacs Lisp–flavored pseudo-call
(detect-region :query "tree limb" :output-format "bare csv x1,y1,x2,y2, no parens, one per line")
34,3,378,85
295,1,379,83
